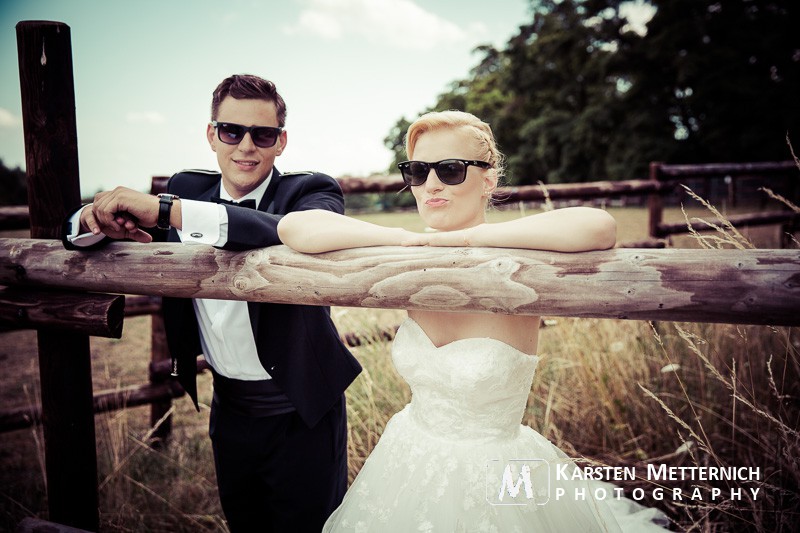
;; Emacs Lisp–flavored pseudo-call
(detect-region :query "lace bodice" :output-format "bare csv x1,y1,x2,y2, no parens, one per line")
392,318,540,442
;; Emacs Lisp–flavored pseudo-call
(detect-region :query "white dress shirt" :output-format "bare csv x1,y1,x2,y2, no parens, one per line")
66,172,274,380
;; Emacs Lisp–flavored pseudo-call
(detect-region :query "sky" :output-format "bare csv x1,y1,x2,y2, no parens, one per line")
0,0,535,196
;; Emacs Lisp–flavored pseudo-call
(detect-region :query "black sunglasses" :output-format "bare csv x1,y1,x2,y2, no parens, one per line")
397,159,491,186
211,121,283,148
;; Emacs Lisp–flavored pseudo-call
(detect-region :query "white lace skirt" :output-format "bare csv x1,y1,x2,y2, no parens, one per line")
323,406,670,532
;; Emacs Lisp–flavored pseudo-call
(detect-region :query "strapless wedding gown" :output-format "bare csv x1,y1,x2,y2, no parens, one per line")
323,318,670,532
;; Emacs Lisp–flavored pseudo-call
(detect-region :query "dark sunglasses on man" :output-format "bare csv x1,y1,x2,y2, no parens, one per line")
397,159,491,186
211,121,283,148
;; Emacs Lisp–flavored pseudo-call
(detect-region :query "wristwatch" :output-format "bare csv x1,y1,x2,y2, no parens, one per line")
157,194,179,230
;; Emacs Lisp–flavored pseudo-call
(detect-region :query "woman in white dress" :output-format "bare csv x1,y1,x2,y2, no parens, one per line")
278,111,670,532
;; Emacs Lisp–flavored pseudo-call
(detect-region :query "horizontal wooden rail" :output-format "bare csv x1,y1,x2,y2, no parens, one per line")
2,162,795,232
0,205,30,230
657,211,800,237
337,174,677,202
0,286,124,337
0,238,798,326
501,179,676,202
656,160,797,178
3,168,793,232
123,294,163,317
0,358,209,434
337,173,406,193
92,381,185,414
0,382,185,433
0,177,673,231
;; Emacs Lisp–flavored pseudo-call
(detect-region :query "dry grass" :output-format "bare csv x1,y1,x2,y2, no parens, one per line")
333,314,800,532
534,319,799,531
0,201,798,532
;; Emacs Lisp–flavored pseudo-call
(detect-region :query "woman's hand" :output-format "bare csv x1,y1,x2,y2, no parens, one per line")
401,226,481,247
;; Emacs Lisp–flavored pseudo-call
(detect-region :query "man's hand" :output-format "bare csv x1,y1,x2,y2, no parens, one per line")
81,187,159,243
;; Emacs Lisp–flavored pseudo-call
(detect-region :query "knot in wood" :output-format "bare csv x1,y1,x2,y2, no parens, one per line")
626,253,645,265
245,249,268,265
487,258,518,275
232,276,250,291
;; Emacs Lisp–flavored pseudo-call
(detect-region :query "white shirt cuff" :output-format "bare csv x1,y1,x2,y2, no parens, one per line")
177,200,228,246
65,206,106,247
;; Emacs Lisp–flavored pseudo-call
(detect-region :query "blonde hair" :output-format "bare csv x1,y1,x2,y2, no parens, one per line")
404,110,506,182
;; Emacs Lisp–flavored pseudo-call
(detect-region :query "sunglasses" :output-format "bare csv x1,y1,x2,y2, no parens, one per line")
397,159,491,186
211,121,283,148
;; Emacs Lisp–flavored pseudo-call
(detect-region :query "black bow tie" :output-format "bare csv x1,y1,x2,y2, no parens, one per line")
211,196,257,209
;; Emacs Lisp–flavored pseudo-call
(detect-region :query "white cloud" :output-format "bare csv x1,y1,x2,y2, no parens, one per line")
295,9,343,39
0,108,20,127
126,111,166,124
284,0,482,50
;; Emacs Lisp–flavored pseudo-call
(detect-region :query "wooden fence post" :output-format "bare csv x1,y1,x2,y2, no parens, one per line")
146,177,172,445
16,20,99,531
648,161,665,240
148,310,173,445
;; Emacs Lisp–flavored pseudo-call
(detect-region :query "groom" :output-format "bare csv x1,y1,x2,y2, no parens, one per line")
63,74,361,532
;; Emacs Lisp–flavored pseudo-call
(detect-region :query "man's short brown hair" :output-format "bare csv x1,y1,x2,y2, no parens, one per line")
211,74,287,127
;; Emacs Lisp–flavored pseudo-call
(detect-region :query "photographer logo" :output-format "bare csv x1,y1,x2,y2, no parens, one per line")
486,459,550,506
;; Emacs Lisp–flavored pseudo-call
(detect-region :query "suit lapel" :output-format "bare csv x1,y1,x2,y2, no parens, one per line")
199,183,222,203
248,168,282,339
258,167,282,213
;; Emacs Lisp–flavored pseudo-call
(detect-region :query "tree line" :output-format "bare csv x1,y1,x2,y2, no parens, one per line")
385,0,799,185
0,159,26,205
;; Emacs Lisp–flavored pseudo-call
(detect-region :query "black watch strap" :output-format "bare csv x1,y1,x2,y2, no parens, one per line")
157,194,178,230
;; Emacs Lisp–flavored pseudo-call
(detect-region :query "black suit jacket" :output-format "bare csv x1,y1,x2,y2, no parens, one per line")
66,168,361,428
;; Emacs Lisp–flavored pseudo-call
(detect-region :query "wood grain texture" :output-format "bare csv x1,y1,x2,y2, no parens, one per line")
16,20,98,532
1,238,798,326
0,287,124,337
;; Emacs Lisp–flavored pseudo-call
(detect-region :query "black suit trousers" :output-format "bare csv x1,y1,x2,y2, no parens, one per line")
209,394,348,533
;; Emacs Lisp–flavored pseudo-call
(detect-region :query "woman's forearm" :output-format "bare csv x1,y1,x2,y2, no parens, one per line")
466,207,617,252
278,209,409,253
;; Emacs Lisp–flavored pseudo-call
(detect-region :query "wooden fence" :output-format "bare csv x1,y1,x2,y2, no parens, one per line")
2,19,799,533
1,239,799,326
6,164,798,249
331,160,800,248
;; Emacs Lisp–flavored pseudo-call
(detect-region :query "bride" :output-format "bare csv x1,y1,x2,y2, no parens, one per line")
278,111,669,532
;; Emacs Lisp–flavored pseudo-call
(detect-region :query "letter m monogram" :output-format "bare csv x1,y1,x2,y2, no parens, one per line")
486,458,549,506
498,464,534,501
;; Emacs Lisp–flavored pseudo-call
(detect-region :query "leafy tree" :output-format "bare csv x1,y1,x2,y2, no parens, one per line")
383,116,413,172
617,0,800,165
384,44,511,174
387,0,800,185
0,159,27,205
493,0,621,183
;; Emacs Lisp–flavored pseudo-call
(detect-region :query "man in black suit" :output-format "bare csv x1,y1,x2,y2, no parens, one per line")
63,74,361,532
